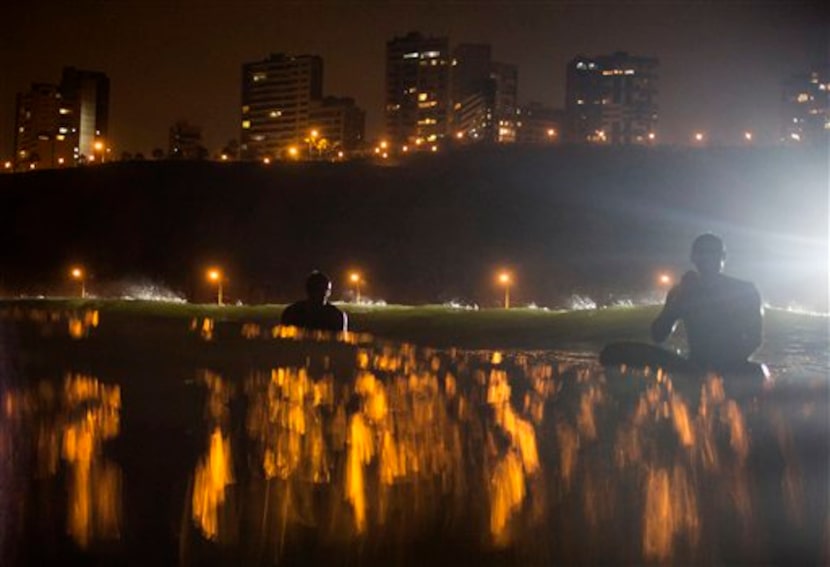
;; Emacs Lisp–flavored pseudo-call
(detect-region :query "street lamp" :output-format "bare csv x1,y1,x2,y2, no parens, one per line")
207,268,223,305
94,140,105,163
657,272,672,287
70,266,86,298
498,271,511,309
349,272,362,303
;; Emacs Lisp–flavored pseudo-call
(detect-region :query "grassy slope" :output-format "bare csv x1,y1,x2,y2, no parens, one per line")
2,298,825,353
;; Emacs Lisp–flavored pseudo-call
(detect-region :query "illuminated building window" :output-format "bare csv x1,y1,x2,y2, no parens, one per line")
56,134,66,141
242,105,250,114
269,110,282,118
59,127,68,133
242,120,251,129
418,93,428,101
422,50,440,59
252,72,267,82
403,52,419,59
576,62,587,70
59,108,71,115
796,93,809,103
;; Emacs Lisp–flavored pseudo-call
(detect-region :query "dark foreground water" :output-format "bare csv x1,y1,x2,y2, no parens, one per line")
0,308,828,565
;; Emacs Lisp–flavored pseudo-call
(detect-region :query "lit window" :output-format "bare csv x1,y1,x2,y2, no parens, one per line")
252,72,266,82
269,110,281,118
59,108,71,115
418,93,428,101
403,52,419,59
796,93,809,103
242,105,250,113
576,62,586,70
18,127,24,133
242,120,251,129
422,51,440,59
59,127,68,133
56,135,65,141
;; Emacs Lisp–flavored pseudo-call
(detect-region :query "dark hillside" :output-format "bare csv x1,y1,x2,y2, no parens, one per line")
1,145,826,309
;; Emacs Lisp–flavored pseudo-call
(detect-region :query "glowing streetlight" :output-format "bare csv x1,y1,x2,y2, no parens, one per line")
70,267,86,298
262,157,271,165
693,132,705,143
349,272,362,303
657,272,672,287
288,146,298,158
546,128,556,138
498,272,512,309
744,131,753,142
207,268,224,305
4,161,11,170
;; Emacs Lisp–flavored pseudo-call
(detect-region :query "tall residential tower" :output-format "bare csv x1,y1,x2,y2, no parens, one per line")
565,52,658,144
385,32,451,145
13,67,109,170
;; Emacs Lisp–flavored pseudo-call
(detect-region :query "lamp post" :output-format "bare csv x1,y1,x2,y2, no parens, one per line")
498,272,511,309
349,272,361,303
70,267,86,298
94,140,105,163
207,268,223,305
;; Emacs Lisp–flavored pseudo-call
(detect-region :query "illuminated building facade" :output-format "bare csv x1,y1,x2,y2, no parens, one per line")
13,67,109,170
781,67,829,145
168,121,205,160
241,54,323,159
385,32,451,145
451,44,518,143
565,52,658,144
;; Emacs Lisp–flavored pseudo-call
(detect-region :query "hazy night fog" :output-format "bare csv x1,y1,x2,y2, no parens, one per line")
1,0,826,156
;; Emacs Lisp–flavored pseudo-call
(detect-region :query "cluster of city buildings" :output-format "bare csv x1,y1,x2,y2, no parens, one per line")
6,31,829,171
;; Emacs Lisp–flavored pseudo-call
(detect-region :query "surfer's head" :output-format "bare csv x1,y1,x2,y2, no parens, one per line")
690,233,725,277
305,271,332,304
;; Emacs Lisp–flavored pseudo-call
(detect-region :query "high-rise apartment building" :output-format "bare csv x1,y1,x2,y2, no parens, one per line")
451,44,518,143
516,103,564,144
60,67,110,161
241,54,323,159
308,97,365,153
13,67,109,170
565,52,658,144
241,53,365,159
169,120,205,159
781,67,829,145
385,32,451,145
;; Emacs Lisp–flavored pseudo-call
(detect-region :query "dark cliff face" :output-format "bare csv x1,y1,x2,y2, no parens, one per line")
0,145,826,309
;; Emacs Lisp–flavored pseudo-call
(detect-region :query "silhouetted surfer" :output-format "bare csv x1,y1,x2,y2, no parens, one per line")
281,271,348,333
651,233,763,370
602,234,764,376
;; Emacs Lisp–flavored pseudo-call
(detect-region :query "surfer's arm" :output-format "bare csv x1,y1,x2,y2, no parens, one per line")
736,286,763,359
651,286,682,343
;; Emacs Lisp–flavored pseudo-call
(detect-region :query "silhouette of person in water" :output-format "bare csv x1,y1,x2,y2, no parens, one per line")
280,271,348,333
651,233,763,371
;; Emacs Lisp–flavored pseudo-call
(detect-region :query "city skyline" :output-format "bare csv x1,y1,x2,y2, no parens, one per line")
2,1,826,157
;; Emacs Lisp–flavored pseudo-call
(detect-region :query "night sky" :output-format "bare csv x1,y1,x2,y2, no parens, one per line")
1,1,826,157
